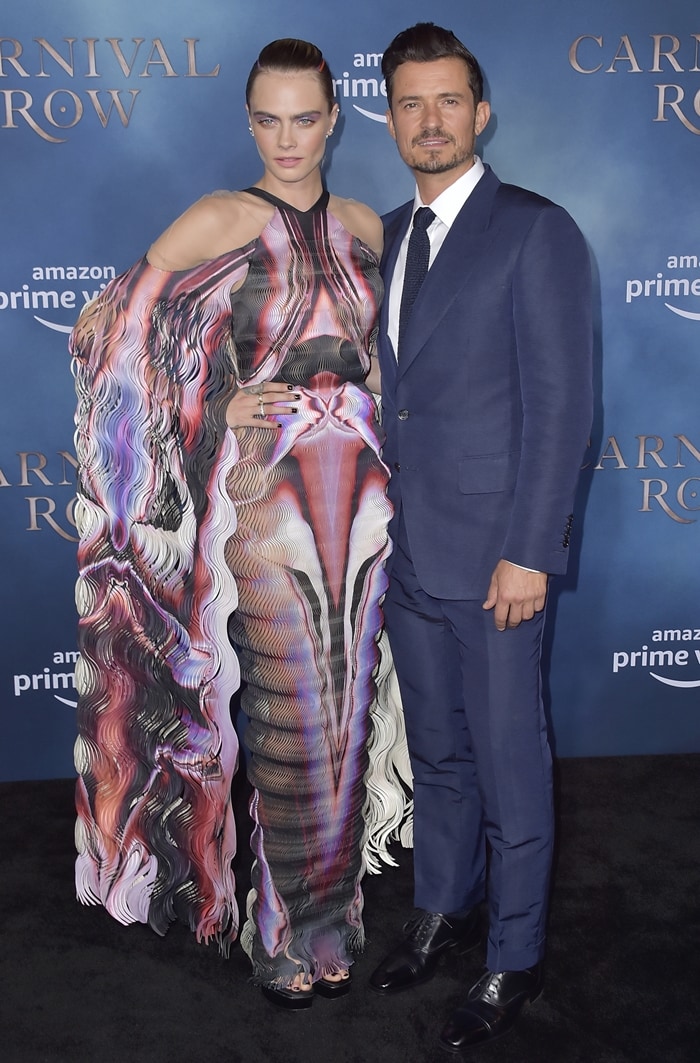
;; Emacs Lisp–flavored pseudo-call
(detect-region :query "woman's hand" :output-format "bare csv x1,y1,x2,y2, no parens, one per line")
226,382,300,429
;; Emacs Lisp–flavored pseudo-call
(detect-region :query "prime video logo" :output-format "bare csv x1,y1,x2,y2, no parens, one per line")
612,627,700,688
625,255,700,321
13,654,78,707
333,54,388,123
0,264,116,334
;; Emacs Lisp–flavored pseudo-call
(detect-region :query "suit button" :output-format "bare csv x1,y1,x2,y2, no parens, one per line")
398,409,409,420
394,462,401,471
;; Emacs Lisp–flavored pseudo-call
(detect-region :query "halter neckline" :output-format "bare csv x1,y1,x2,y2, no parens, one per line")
244,186,330,216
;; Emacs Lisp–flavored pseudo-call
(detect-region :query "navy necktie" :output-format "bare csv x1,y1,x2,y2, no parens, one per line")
399,206,435,347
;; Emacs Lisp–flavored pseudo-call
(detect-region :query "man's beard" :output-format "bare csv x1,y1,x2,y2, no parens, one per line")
407,129,473,175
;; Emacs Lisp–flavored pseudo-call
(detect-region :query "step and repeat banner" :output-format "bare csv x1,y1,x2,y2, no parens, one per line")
2,0,698,780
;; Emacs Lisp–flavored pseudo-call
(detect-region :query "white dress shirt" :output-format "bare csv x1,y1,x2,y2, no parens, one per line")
387,155,485,356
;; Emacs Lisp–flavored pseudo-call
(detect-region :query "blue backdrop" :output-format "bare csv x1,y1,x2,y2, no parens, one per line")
2,0,698,780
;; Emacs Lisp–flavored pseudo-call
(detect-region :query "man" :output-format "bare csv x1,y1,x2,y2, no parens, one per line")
369,22,593,1052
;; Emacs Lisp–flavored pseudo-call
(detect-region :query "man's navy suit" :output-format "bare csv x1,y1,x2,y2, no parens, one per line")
378,164,593,972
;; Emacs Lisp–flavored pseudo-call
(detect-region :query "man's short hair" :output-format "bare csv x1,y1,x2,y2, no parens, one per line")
382,22,484,109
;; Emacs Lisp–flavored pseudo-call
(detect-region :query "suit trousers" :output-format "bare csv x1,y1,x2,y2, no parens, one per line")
384,517,553,972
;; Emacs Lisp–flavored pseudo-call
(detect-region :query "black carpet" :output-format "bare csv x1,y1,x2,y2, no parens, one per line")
1,755,698,1062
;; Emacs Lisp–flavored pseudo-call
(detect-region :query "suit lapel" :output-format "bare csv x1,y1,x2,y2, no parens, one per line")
378,202,412,384
397,167,501,376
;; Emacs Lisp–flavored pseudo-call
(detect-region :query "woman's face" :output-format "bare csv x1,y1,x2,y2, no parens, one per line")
247,69,338,189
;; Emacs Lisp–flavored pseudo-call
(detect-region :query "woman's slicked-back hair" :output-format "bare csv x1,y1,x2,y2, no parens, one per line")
246,38,335,111
381,22,484,108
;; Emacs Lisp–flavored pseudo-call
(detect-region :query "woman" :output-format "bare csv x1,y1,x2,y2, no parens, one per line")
71,38,411,1009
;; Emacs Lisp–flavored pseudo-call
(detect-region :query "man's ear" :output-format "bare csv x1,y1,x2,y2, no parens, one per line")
475,101,491,136
386,108,397,141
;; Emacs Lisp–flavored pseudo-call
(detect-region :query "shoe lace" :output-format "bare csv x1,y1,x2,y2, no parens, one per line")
403,911,445,948
473,970,503,1002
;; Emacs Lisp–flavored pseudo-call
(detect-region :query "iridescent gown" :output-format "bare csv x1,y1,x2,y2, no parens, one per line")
71,188,411,986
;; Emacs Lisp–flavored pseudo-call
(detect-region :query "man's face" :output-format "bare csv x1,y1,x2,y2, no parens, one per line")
386,57,490,178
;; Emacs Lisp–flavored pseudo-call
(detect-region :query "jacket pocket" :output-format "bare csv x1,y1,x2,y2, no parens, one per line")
457,453,518,494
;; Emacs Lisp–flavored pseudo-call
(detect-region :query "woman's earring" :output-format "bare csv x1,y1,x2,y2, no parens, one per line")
248,126,254,137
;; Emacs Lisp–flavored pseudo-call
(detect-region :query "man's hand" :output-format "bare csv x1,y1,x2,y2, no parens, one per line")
482,559,548,631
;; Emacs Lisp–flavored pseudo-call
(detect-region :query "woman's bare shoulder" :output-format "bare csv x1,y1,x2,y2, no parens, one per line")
328,195,383,257
147,190,274,271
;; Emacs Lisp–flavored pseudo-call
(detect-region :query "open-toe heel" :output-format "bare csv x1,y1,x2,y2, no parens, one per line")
261,983,314,1010
315,969,352,998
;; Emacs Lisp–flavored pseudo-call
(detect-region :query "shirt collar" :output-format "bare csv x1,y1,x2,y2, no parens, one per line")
413,155,485,229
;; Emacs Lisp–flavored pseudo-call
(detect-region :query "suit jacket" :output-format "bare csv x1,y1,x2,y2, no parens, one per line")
378,164,593,600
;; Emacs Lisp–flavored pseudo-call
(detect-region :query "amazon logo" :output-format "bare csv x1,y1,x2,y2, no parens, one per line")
612,629,700,688
626,255,700,321
332,53,388,123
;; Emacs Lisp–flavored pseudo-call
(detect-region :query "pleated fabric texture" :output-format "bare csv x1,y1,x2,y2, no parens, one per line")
71,193,412,984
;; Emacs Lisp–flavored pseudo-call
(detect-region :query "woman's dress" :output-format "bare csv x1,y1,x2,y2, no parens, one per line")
71,187,411,985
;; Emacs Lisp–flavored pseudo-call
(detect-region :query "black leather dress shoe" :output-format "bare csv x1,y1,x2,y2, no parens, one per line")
438,964,543,1051
369,909,481,995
